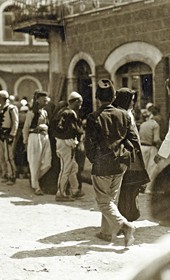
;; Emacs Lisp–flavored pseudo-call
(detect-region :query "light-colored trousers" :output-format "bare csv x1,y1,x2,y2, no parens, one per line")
141,145,158,192
0,139,16,179
56,138,79,196
141,145,158,176
92,172,128,236
27,133,51,189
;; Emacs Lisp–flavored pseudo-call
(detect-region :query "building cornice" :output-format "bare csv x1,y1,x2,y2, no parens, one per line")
0,53,49,62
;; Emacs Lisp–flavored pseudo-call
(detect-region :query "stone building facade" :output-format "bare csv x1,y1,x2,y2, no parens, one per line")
0,0,49,102
11,0,170,125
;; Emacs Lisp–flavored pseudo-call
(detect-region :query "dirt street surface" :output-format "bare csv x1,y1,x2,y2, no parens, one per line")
0,179,170,280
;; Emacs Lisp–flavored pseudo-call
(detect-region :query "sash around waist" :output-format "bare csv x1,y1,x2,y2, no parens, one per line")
29,128,48,134
141,143,153,146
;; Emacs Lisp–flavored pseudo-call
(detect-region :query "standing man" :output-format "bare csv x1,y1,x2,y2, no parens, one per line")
22,90,52,195
85,79,137,247
54,91,84,201
0,90,19,185
139,108,161,176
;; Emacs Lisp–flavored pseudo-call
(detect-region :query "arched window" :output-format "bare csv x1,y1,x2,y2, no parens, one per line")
0,1,28,45
14,76,42,101
116,62,153,108
0,77,7,91
3,5,25,42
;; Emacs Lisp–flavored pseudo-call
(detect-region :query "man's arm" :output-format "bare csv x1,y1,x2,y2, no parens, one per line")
153,121,162,148
124,114,139,152
22,111,34,145
154,121,170,163
84,114,99,163
9,106,19,137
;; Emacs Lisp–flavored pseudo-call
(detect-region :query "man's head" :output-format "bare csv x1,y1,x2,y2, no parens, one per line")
95,79,115,103
34,90,49,108
0,90,9,106
68,91,83,111
114,87,137,110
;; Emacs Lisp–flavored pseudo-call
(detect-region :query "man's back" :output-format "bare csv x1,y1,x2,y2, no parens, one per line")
53,107,83,140
139,118,160,146
85,104,137,176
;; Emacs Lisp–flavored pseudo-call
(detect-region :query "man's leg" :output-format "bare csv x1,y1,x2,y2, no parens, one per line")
92,174,135,246
0,140,7,179
56,139,75,200
27,134,43,194
92,174,126,235
4,140,16,184
69,158,85,197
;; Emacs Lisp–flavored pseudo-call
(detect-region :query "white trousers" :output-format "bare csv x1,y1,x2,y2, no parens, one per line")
27,133,51,189
56,138,79,196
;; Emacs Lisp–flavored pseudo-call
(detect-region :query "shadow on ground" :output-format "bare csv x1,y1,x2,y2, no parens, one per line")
11,223,169,260
11,226,129,259
0,179,97,211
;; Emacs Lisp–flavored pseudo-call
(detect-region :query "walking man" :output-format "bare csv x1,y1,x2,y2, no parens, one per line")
54,91,85,201
85,79,138,246
0,90,19,185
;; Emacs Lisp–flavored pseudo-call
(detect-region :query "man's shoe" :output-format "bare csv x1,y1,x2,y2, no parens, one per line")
55,195,75,202
6,180,15,186
116,229,124,237
35,188,44,195
122,223,136,247
95,232,112,242
71,190,85,198
1,176,8,183
6,177,16,185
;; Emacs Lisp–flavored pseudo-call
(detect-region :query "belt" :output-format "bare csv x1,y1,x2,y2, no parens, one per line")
141,143,153,146
29,128,47,134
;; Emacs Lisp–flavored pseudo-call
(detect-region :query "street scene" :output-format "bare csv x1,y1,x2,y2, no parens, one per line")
0,178,169,280
1,0,170,279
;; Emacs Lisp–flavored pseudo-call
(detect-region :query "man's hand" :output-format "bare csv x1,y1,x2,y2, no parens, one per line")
6,135,14,145
154,154,164,164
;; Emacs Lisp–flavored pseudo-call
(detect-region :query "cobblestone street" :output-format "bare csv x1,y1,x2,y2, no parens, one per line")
0,178,170,280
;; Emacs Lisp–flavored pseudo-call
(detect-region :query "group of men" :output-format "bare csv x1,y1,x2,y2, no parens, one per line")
1,78,169,247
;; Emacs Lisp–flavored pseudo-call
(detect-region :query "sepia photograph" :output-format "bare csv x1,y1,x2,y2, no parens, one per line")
0,0,170,279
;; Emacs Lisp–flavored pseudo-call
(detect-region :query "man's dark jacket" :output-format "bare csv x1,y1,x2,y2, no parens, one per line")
85,104,138,176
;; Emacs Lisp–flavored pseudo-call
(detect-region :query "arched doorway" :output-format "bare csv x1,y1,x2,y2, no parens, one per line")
116,62,153,108
14,75,42,101
0,77,7,90
73,59,92,119
104,41,163,107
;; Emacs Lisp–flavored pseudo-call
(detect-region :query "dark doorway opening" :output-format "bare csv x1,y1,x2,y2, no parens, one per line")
74,59,92,119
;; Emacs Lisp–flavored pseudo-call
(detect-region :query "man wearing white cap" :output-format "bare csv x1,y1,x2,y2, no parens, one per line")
54,91,84,201
0,90,19,185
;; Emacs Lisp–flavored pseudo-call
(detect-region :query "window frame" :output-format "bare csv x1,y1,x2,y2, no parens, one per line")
0,0,29,45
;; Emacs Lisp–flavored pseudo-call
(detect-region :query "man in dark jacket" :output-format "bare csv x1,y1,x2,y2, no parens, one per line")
85,79,138,247
54,91,84,201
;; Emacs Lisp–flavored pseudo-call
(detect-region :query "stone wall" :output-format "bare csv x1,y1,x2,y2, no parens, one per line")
61,0,170,124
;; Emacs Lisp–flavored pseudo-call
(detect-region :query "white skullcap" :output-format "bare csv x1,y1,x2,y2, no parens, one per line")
68,91,83,102
20,99,28,106
0,90,9,99
146,102,153,110
9,95,15,101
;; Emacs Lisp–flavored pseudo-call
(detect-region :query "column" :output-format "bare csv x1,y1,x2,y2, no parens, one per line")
48,28,63,103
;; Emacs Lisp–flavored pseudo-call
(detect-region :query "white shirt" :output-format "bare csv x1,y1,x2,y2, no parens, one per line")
158,120,170,158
